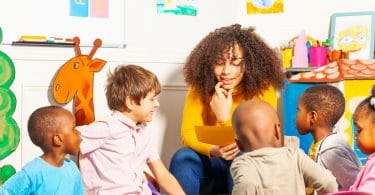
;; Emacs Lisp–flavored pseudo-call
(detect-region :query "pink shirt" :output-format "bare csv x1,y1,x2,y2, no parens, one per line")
78,111,160,195
350,153,375,193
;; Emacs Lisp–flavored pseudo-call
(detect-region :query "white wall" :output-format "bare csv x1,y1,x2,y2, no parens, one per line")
124,0,236,54
1,0,375,171
125,0,375,51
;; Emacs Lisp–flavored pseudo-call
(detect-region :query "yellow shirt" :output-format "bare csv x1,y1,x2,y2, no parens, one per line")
308,139,323,161
180,85,278,156
306,139,323,195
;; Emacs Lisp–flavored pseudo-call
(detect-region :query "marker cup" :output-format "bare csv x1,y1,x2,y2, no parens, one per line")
309,46,328,67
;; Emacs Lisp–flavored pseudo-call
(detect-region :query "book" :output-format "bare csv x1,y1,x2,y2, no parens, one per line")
195,125,236,146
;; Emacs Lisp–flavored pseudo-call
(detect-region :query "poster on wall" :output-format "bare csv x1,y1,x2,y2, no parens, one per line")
156,0,197,16
246,0,284,15
70,0,109,18
70,0,89,17
330,11,375,59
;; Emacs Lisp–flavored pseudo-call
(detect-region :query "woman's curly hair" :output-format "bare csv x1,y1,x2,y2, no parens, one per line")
183,24,285,101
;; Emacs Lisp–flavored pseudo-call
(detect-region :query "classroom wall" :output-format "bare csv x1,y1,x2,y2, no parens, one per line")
1,0,375,171
125,0,375,52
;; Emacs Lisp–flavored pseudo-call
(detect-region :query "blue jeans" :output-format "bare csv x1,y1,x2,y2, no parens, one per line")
169,147,233,195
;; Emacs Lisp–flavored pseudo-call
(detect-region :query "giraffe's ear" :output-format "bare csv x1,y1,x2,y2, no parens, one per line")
87,59,107,72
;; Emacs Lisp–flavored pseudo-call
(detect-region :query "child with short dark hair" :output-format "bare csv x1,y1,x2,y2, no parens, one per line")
0,106,84,194
78,64,185,194
350,85,375,193
231,99,338,194
296,84,361,191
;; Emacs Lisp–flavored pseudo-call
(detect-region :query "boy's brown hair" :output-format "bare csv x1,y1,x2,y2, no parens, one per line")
183,24,285,100
105,64,161,112
300,84,345,127
27,105,68,152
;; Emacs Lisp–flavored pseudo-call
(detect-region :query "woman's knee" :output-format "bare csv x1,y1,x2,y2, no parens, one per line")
170,147,206,170
170,147,199,163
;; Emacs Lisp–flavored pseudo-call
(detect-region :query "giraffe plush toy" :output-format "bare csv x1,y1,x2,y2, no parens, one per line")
52,37,107,126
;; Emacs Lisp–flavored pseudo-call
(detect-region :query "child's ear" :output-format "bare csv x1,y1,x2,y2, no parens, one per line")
308,111,318,126
274,122,284,146
53,134,63,147
125,96,135,110
274,123,281,140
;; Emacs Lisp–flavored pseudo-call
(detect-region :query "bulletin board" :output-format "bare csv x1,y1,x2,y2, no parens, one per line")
0,0,125,47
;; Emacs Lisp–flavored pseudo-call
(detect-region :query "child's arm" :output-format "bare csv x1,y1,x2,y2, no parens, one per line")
319,147,361,190
0,171,31,194
148,159,185,195
298,149,338,194
350,157,375,192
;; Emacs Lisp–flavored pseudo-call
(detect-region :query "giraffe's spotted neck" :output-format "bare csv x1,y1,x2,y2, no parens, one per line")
52,37,107,126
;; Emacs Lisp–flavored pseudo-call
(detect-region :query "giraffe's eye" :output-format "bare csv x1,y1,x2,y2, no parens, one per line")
55,84,60,91
74,62,79,69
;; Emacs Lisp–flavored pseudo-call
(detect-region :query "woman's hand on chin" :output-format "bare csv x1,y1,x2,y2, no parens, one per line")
210,82,233,123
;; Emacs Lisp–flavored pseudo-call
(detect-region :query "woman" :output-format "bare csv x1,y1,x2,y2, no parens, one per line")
169,24,285,194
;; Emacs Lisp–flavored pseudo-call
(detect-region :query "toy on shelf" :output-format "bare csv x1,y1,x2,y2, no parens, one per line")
291,30,309,68
310,44,328,67
280,42,293,69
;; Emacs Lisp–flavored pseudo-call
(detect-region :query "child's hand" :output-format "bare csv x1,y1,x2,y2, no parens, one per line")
210,143,240,160
210,82,233,123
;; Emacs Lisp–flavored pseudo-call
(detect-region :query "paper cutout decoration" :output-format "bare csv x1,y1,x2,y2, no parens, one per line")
70,0,89,17
0,27,20,184
90,0,109,18
246,0,284,15
340,59,375,79
156,0,197,16
0,165,16,185
52,37,107,126
288,59,375,82
289,62,342,82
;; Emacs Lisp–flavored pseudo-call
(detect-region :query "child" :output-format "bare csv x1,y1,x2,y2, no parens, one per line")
296,84,361,191
0,106,84,194
350,85,375,193
78,64,185,194
231,99,338,194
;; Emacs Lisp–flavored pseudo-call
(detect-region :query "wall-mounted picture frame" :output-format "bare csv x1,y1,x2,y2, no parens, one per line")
329,11,375,59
